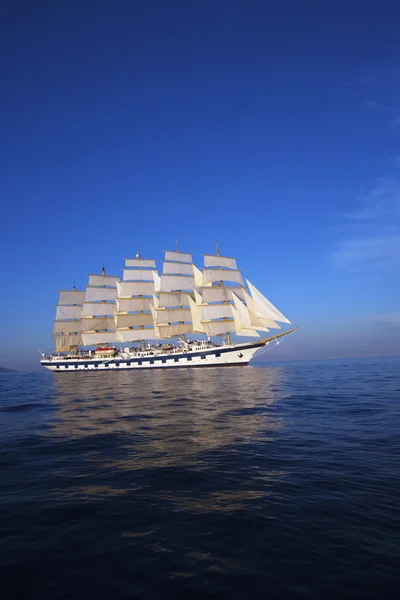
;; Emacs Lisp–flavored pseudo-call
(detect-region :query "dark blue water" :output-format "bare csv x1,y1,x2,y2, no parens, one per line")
1,358,400,599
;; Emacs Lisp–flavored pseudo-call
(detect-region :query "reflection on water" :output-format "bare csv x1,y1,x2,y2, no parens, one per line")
50,367,287,451
48,367,289,509
2,359,400,598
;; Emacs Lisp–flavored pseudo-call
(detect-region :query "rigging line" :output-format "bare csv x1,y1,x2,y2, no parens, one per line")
254,328,297,359
254,339,280,358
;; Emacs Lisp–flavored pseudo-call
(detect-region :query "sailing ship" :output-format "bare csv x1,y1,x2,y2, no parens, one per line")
40,245,296,372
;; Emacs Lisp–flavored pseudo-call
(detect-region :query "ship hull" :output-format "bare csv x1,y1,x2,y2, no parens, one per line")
41,329,297,373
41,340,265,372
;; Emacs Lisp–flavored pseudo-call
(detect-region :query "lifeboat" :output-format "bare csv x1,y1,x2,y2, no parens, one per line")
94,346,116,358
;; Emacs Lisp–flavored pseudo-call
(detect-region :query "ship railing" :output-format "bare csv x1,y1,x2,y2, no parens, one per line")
47,340,223,361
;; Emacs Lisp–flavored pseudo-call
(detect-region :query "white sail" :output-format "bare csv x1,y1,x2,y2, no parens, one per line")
116,297,151,312
193,265,203,287
202,269,243,285
116,281,154,297
114,313,154,328
50,249,292,355
231,292,252,328
203,255,237,269
160,274,194,291
164,250,192,263
85,287,118,302
82,302,115,317
201,304,233,321
201,285,246,303
125,259,156,268
55,334,82,351
158,292,191,307
56,305,81,320
158,323,193,337
246,280,291,324
149,302,166,338
152,271,161,292
53,320,81,334
162,262,194,275
194,288,202,306
82,331,117,346
88,275,120,287
81,317,115,332
116,328,159,342
243,290,280,329
123,269,155,281
188,296,206,333
203,320,236,336
155,307,192,324
231,306,261,338
231,292,265,334
58,290,85,305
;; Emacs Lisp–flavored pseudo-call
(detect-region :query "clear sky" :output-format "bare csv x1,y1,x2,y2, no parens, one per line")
1,0,399,370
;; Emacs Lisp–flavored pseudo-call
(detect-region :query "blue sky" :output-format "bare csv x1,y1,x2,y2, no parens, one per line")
1,0,399,369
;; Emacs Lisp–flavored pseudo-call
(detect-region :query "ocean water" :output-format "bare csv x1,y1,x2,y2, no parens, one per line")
0,358,400,599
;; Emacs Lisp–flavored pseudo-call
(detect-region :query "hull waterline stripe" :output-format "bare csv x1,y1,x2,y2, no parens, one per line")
45,362,249,372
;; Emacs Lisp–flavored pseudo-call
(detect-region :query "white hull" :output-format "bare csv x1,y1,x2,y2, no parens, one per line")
40,330,296,372
41,342,260,372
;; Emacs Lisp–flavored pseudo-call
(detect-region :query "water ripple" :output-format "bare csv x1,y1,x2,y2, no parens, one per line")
0,358,400,598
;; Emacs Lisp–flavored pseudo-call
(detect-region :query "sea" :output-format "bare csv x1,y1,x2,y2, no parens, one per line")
1,357,399,599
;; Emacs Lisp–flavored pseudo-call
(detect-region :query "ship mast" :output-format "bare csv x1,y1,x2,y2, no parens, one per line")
114,250,160,348
53,287,85,353
216,241,231,344
154,246,196,342
80,266,120,349
198,245,261,343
